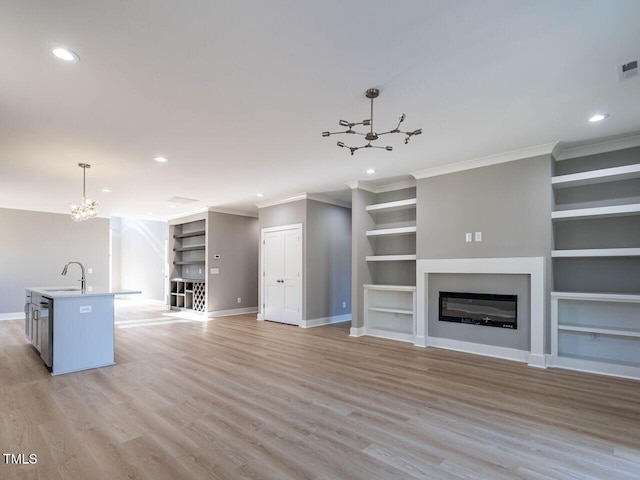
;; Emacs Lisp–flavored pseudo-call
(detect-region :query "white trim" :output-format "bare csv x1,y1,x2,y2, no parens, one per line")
257,313,264,321
0,312,23,321
207,306,258,318
260,223,304,234
350,326,365,337
554,134,640,161
366,226,417,236
416,257,546,368
306,194,351,209
257,193,307,209
299,314,351,328
363,327,414,343
411,142,557,179
346,179,416,193
167,209,208,224
427,337,531,364
207,207,258,218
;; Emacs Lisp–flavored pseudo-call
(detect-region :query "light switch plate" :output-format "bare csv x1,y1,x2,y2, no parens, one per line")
211,268,220,275
465,233,472,242
475,232,482,242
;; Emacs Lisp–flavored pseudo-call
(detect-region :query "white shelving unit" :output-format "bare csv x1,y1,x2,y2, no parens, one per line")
364,285,416,343
551,152,640,379
551,292,640,379
169,218,207,314
365,196,417,262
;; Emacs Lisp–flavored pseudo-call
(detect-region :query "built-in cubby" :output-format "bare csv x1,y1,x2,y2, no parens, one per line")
364,284,416,342
551,145,640,379
352,183,417,341
169,217,207,314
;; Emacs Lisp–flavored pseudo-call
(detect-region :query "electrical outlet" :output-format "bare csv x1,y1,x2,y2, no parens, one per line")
199,268,202,274
88,267,93,274
475,231,482,242
465,233,472,242
237,297,241,303
342,301,346,308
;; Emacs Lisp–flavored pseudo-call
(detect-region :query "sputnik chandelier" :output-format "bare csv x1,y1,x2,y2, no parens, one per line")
69,163,98,221
322,88,422,155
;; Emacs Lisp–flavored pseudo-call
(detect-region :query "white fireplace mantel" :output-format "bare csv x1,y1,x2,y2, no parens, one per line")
416,257,546,368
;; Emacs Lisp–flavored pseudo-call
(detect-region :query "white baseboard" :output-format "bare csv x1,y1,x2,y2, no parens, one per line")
256,313,264,321
300,314,351,329
427,337,531,364
413,335,427,348
349,326,365,337
0,312,23,321
528,353,547,368
207,306,258,318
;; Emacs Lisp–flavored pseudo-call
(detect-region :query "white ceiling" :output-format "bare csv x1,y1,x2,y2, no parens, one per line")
1,0,639,220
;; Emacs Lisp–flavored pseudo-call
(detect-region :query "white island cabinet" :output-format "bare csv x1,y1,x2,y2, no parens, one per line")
25,287,140,375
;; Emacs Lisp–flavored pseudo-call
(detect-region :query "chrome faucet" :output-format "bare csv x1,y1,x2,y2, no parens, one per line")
61,261,86,291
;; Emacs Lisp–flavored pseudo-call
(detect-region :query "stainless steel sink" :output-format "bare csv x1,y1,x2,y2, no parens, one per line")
43,288,80,292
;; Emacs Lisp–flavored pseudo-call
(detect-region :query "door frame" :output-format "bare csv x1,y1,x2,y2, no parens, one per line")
258,223,303,324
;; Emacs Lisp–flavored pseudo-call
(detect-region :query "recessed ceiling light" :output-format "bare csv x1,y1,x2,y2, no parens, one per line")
154,156,168,163
257,193,264,198
588,113,609,123
170,205,177,208
366,169,376,174
102,188,111,193
52,48,80,63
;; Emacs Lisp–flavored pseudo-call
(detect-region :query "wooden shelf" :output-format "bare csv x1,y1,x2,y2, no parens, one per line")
366,198,417,212
366,255,417,262
552,248,640,258
366,226,417,237
368,306,414,315
551,291,640,302
173,229,205,239
552,163,640,188
558,324,640,338
552,203,640,220
173,244,205,252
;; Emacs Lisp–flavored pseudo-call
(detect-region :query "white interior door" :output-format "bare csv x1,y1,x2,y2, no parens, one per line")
263,224,302,325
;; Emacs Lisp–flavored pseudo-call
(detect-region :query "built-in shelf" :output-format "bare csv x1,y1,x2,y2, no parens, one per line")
173,244,206,252
552,248,640,258
366,254,417,262
368,306,414,315
366,198,417,212
366,226,417,237
558,324,640,338
552,163,640,188
173,260,205,265
173,229,206,239
552,203,640,220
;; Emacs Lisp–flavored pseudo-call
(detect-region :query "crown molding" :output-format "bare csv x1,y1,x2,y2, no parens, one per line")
553,134,640,161
411,142,558,180
306,193,351,209
167,208,209,224
257,192,351,210
346,178,416,194
207,207,258,218
257,193,308,209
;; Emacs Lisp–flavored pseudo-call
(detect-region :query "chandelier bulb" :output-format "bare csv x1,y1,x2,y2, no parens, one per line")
386,146,393,151
337,141,345,148
322,131,330,137
399,114,406,122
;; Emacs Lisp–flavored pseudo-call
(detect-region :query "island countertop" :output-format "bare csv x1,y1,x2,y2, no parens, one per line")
26,286,141,298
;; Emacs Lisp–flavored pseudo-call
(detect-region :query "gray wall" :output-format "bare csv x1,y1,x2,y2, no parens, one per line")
207,211,259,312
416,155,553,350
416,156,554,259
111,217,168,303
0,208,109,314
306,200,352,320
258,199,352,322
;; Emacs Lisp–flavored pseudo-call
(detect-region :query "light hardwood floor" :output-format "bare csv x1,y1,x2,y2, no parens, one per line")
1,300,640,479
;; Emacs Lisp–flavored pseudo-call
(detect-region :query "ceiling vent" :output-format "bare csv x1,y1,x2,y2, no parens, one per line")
619,60,638,81
167,196,198,204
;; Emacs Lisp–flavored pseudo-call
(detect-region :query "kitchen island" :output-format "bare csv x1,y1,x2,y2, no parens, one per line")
25,287,140,375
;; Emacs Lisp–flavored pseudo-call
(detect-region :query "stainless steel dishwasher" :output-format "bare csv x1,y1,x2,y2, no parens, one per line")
25,293,53,368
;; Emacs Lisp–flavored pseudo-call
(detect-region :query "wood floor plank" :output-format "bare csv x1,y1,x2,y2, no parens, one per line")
1,300,640,479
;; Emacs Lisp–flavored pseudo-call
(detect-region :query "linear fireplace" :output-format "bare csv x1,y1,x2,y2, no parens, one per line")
439,291,517,329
